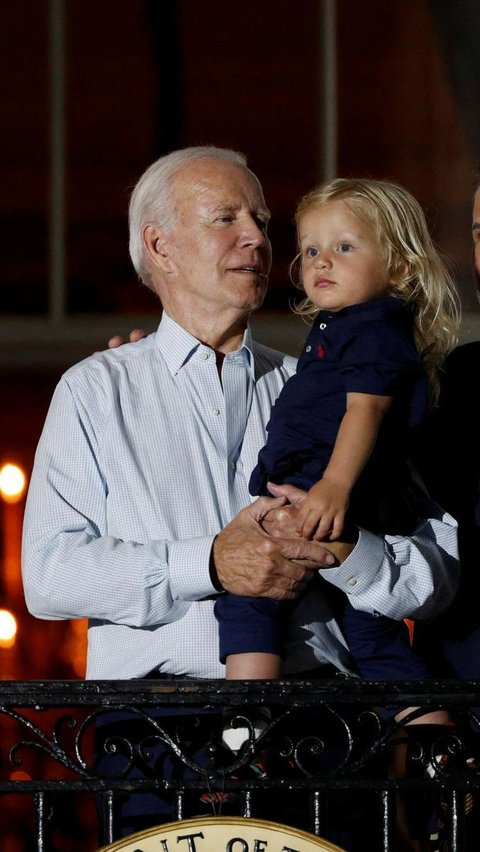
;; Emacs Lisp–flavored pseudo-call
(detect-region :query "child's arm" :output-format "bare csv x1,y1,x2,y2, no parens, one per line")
296,392,393,541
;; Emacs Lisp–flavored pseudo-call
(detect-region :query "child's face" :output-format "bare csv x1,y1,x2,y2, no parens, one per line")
298,199,392,312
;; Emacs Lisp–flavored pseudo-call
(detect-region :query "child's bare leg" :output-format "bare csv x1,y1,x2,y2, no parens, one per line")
395,707,451,726
223,653,280,753
226,652,282,680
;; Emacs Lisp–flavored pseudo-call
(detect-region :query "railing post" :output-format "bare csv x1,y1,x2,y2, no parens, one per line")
381,789,396,852
33,791,51,852
100,790,116,846
310,789,327,837
444,788,463,852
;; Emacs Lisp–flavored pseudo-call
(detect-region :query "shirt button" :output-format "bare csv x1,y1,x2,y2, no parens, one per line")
212,408,220,416
306,345,312,352
319,323,327,330
347,577,357,586
200,352,209,360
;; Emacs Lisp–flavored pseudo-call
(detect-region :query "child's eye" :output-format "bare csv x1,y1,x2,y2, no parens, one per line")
338,243,352,253
305,247,318,258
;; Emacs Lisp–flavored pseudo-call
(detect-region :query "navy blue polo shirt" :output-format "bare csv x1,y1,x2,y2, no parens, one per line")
249,296,427,533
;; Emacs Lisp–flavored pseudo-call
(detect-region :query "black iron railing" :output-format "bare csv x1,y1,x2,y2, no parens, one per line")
1,679,479,851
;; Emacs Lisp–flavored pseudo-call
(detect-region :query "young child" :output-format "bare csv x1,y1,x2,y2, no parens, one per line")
215,177,460,748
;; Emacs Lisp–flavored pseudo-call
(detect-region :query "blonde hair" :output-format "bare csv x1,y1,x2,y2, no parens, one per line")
292,177,461,404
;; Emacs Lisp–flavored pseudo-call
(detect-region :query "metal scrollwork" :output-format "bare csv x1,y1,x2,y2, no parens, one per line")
1,679,480,852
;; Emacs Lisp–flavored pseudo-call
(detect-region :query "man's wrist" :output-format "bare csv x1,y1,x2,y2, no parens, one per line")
209,537,224,592
325,527,359,564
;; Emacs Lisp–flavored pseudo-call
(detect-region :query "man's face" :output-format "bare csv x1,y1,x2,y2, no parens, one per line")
473,188,480,297
158,158,272,319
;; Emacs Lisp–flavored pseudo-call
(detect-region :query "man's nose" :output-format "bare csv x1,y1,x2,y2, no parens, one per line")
240,217,267,246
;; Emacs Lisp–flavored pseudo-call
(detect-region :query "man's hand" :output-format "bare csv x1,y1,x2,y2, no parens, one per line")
260,482,307,539
263,482,357,565
212,496,337,602
108,329,148,348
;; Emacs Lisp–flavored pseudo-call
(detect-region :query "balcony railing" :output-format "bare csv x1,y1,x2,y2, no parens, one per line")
0,679,479,851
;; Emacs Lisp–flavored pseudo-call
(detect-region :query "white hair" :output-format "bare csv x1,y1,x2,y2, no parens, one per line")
128,146,248,289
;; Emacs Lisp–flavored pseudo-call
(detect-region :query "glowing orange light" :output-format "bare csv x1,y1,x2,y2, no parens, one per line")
0,463,26,504
0,609,17,647
10,770,31,781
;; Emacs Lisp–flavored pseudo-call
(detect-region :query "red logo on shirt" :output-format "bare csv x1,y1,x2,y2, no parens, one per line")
317,344,325,359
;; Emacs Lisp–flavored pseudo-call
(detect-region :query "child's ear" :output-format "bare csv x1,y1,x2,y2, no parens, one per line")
389,258,411,290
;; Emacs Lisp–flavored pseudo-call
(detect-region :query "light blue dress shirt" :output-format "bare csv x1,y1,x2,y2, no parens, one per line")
22,313,459,679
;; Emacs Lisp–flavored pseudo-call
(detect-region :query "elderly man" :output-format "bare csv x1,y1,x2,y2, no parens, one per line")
22,147,459,841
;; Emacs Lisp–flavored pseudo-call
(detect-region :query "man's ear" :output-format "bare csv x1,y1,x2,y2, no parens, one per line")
142,224,175,274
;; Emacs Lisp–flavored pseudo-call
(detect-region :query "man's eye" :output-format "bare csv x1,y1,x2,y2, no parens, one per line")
256,217,269,232
218,215,234,223
338,243,352,253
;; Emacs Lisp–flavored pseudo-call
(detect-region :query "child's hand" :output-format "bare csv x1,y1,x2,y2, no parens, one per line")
295,479,349,541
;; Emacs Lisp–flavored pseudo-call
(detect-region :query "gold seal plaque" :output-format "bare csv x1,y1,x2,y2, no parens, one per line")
98,816,346,852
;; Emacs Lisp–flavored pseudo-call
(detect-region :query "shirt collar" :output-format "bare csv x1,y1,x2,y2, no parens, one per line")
155,311,254,376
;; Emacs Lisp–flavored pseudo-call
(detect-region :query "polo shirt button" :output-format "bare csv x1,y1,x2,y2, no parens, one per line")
319,323,327,330
306,345,312,352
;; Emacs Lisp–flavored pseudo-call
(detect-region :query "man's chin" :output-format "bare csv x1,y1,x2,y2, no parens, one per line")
229,282,268,315
243,298,266,314
246,286,268,312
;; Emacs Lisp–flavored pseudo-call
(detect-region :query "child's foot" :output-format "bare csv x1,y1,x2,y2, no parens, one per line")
221,706,272,753
200,709,272,808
